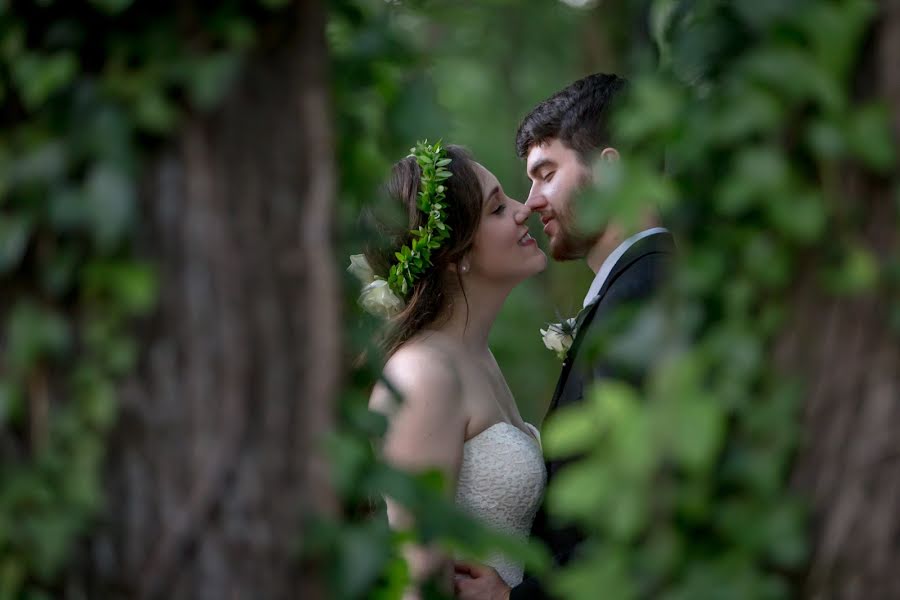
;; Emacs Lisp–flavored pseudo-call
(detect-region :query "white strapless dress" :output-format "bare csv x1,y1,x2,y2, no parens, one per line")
454,422,546,587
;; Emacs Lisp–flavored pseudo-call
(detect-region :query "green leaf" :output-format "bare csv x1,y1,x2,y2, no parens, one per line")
546,457,610,521
10,51,78,109
178,52,243,111
806,118,845,159
134,89,179,134
6,300,71,373
73,367,118,429
82,260,158,315
8,141,67,187
0,214,31,274
84,163,137,251
551,551,635,600
336,522,395,598
822,244,879,294
845,103,896,172
542,402,600,459
0,379,23,427
765,190,826,242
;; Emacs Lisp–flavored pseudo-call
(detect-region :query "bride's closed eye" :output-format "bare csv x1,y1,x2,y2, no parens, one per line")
492,203,506,215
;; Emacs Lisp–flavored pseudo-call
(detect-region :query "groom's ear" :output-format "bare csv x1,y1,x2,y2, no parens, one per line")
599,146,620,162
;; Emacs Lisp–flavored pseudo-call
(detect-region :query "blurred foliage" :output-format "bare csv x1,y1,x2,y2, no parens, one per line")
1,0,897,598
0,1,294,596
539,0,898,598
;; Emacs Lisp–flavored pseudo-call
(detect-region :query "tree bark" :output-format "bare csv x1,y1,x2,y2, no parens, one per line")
779,2,900,598
81,1,339,598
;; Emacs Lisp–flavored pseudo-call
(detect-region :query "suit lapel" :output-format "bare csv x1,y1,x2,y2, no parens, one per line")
547,232,675,412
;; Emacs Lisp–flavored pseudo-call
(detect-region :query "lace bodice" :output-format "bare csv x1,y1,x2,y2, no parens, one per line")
454,422,546,587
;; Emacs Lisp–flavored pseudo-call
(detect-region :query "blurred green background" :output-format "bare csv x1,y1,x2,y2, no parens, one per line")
2,0,897,598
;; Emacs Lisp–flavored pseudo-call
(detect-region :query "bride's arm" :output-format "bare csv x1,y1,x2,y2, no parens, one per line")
370,346,466,598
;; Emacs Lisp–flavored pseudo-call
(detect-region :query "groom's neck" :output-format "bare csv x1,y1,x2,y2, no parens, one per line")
585,225,625,273
585,211,662,273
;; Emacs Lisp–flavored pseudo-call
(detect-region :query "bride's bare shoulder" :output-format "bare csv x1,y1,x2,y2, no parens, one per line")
370,338,461,415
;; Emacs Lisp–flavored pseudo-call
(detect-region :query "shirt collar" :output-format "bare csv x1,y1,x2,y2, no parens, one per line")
582,227,670,308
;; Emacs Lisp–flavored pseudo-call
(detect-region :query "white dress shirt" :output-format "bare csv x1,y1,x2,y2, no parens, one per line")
582,227,670,308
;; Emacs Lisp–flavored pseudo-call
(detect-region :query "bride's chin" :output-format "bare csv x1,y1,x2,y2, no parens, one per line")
524,253,548,277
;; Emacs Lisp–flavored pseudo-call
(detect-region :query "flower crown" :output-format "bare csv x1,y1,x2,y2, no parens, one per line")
347,140,453,318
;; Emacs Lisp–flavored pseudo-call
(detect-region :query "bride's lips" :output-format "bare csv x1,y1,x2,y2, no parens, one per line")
518,231,536,247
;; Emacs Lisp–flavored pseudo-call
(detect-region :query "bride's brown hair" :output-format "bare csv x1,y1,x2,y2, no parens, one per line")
363,145,484,357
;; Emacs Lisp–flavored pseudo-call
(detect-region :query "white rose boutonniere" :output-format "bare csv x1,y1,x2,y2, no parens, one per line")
540,317,577,360
347,254,405,319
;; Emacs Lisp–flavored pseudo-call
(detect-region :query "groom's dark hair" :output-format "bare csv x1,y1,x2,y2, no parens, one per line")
515,72,628,161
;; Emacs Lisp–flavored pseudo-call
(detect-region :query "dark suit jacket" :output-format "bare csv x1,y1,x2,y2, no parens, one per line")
511,231,675,600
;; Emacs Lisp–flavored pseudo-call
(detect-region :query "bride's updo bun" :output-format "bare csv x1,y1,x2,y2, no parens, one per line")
363,145,484,356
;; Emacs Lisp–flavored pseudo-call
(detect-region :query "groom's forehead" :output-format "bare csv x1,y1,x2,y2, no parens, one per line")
526,143,558,175
526,138,569,164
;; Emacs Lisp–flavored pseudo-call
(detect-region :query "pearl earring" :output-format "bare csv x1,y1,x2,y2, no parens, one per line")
461,264,469,273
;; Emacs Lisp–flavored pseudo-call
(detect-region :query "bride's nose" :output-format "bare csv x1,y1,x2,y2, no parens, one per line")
513,202,532,225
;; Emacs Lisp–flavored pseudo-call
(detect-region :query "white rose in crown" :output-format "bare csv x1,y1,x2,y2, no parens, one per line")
540,317,577,360
347,253,375,284
359,279,404,318
347,254,405,319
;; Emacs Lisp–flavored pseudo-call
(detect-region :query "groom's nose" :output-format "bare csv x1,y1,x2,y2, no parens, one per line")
525,193,548,212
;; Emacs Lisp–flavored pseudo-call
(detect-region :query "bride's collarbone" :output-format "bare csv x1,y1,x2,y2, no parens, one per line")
459,362,512,401
459,372,526,435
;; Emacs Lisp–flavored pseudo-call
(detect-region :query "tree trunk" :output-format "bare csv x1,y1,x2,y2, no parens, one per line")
82,1,339,598
779,2,900,598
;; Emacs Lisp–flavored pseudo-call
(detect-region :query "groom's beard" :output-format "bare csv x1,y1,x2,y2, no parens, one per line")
548,168,600,261
550,228,596,261
549,202,600,262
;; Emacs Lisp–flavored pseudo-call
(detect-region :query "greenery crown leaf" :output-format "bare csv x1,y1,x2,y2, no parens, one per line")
387,139,453,298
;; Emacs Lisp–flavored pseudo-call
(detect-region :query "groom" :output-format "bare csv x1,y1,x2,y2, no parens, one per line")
454,73,675,599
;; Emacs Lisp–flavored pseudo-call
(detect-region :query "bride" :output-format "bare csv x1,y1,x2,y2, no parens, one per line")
353,141,547,598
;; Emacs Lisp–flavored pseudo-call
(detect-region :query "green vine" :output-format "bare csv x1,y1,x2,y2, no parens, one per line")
387,139,453,298
0,2,291,596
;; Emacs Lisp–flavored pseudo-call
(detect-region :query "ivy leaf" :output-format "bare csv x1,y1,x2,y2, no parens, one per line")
765,190,826,243
822,244,879,294
0,214,31,274
6,300,71,374
0,379,23,427
542,402,600,459
178,52,242,111
845,103,896,173
10,51,78,110
72,367,118,429
134,89,179,134
546,456,610,521
82,260,158,316
84,163,136,252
